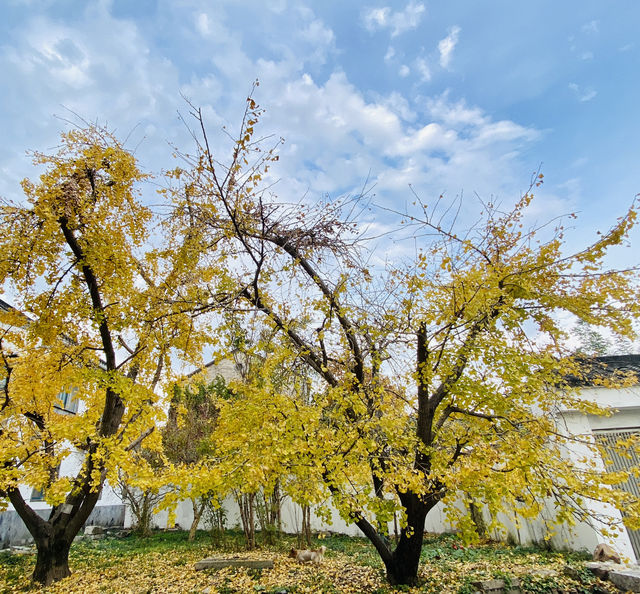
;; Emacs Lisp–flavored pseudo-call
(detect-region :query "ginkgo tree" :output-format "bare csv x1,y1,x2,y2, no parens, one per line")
174,96,640,586
162,375,224,541
0,126,216,585
163,319,329,548
207,327,330,548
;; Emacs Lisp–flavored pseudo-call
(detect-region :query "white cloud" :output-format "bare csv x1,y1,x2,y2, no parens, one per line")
415,57,431,82
0,4,184,201
425,94,487,127
196,12,210,36
399,64,410,77
0,1,544,236
557,177,582,203
297,18,336,64
379,91,416,122
300,19,335,47
363,1,425,38
265,0,286,13
469,120,539,146
384,46,395,62
392,122,457,156
581,20,599,34
364,7,390,30
569,83,597,102
571,157,588,168
254,65,540,209
438,25,461,68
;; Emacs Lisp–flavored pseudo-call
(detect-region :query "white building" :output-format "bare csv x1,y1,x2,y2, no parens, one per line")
497,355,640,561
0,298,125,547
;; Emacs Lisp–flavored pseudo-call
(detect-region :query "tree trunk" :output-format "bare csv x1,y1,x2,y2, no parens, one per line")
384,526,426,586
138,492,153,537
299,504,312,547
353,491,439,587
468,499,487,538
189,497,205,541
31,535,73,586
272,483,282,531
7,483,101,585
236,492,256,550
247,494,255,549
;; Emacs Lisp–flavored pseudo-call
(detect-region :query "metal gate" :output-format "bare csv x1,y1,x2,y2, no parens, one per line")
593,428,640,560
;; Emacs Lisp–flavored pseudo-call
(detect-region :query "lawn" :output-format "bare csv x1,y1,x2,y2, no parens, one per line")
0,530,614,593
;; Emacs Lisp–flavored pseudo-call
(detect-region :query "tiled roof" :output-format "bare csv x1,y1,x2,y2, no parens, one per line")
565,354,640,387
0,298,14,312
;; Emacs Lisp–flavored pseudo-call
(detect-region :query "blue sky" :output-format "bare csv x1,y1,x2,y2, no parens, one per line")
1,0,639,260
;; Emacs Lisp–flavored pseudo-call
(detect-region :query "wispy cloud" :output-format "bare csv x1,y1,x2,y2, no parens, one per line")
0,1,572,233
363,1,425,38
195,13,210,36
364,7,389,30
384,46,395,62
415,57,431,82
569,82,597,102
581,20,599,34
438,25,460,68
297,18,336,63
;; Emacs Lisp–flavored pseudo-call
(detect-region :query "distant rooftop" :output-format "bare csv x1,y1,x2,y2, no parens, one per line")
566,354,640,387
0,298,14,312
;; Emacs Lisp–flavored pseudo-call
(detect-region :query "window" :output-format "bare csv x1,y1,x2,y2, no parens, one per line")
30,487,44,501
29,464,62,502
54,387,78,414
594,429,640,561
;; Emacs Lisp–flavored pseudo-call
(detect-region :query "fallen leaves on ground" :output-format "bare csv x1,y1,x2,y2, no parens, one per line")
0,533,619,593
1,548,387,594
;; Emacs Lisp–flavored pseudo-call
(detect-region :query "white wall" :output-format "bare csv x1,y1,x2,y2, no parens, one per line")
493,384,640,562
125,382,640,563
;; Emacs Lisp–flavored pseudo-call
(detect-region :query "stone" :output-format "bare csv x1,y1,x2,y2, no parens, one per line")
529,568,557,578
84,525,104,536
563,565,581,580
194,558,274,571
10,545,35,555
586,561,612,580
585,560,626,581
609,568,640,592
593,542,621,564
471,577,521,593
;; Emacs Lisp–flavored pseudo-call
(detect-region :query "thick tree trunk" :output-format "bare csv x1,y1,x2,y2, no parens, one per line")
32,535,73,586
272,483,282,532
138,495,153,537
384,529,425,586
7,483,101,585
468,499,487,538
383,497,428,586
354,490,440,587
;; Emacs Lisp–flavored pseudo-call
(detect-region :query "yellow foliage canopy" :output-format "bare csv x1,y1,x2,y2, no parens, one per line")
0,125,218,583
